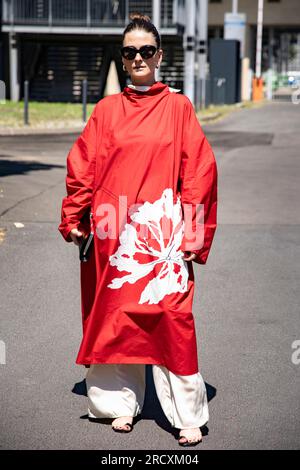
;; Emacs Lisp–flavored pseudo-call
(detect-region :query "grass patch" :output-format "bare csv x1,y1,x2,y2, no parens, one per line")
0,101,96,128
0,99,268,129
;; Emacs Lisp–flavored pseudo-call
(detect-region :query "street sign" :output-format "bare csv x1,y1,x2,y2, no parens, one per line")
224,12,246,58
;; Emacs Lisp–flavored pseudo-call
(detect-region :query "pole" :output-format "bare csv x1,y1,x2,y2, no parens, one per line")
197,0,208,109
82,79,87,123
153,0,161,82
24,80,29,126
9,31,20,102
252,0,264,101
232,0,238,14
184,0,196,103
255,0,264,78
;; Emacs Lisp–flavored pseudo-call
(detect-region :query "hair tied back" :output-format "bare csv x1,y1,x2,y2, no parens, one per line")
129,12,151,23
123,11,161,50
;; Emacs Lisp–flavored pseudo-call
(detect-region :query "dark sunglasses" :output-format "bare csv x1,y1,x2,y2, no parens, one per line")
120,45,157,60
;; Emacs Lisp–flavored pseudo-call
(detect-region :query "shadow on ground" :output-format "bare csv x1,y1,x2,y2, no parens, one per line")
72,365,216,440
0,158,65,177
204,130,273,149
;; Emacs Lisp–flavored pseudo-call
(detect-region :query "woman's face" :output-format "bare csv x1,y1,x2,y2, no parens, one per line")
122,29,163,85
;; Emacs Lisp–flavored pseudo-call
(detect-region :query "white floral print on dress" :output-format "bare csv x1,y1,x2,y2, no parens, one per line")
107,188,189,304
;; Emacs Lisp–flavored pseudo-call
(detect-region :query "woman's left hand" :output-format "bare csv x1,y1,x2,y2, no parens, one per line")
183,251,197,262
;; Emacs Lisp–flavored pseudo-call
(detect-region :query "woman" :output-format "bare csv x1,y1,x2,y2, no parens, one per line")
58,13,218,447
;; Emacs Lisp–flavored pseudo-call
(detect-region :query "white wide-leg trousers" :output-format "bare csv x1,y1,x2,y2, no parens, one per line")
85,364,209,429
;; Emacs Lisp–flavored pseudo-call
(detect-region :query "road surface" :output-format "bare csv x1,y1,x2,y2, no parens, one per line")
0,101,299,450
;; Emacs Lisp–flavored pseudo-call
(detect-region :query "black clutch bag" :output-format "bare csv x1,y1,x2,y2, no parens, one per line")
79,232,94,262
78,209,94,262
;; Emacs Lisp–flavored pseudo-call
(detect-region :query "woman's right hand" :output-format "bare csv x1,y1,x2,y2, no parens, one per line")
70,228,83,246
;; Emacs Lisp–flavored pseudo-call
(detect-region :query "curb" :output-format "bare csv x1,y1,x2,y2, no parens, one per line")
198,112,222,122
0,125,85,137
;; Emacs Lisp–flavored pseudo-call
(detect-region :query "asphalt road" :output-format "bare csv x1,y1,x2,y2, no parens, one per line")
0,101,299,450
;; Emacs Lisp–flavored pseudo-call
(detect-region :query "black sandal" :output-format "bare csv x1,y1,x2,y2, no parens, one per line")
112,422,133,433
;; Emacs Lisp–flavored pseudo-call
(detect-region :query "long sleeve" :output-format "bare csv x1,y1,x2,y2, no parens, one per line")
58,105,98,242
179,97,218,264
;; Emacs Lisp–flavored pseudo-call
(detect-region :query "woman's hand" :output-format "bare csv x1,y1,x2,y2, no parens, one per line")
183,251,197,262
70,228,84,246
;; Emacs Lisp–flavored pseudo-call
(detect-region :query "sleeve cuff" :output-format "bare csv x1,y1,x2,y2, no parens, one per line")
190,250,208,265
58,222,80,243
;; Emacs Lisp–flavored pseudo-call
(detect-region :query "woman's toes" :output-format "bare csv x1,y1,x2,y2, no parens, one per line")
114,424,130,430
179,428,202,443
112,417,133,431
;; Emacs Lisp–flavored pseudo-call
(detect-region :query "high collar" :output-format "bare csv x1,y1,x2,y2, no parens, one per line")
123,81,169,100
128,83,151,92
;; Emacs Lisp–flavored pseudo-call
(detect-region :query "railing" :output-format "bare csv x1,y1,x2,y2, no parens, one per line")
2,0,176,27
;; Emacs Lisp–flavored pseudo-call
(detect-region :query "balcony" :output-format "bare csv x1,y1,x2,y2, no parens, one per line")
2,0,179,33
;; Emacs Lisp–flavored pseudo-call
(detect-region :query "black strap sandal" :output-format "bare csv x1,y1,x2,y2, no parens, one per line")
112,422,133,433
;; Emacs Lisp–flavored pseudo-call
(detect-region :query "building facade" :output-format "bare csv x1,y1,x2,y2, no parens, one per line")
207,0,300,74
1,0,300,103
1,0,184,102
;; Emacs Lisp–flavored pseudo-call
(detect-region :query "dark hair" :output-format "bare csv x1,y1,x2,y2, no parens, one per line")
122,12,161,49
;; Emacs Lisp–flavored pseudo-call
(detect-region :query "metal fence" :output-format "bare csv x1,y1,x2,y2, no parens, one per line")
2,0,176,27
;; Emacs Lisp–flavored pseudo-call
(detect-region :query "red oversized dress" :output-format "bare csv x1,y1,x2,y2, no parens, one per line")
58,81,218,375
